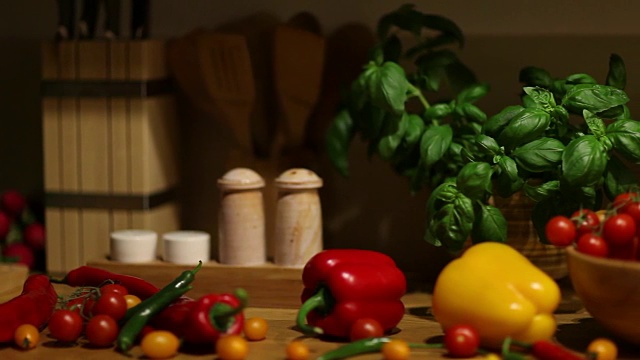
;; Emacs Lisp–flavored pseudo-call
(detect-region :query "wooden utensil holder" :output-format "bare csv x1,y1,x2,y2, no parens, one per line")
41,40,180,274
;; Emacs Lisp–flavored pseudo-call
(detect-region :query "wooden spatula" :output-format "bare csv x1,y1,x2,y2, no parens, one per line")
273,25,325,150
197,32,255,157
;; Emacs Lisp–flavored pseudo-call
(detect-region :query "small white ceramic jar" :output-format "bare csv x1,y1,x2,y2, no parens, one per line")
110,230,158,263
163,230,211,265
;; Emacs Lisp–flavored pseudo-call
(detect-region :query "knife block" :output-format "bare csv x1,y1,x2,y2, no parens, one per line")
41,40,181,274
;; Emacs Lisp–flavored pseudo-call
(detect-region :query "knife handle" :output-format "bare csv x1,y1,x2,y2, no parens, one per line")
55,0,75,40
79,0,99,39
131,0,150,39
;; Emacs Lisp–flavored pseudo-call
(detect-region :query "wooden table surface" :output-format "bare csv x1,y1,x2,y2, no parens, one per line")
1,285,639,359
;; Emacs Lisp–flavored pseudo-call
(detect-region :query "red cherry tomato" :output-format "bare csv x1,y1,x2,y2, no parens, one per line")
100,283,129,296
545,216,577,246
92,292,128,321
571,209,600,236
603,213,637,246
620,201,640,224
576,233,609,258
443,324,480,358
613,192,638,212
349,318,384,341
48,309,83,343
85,314,118,347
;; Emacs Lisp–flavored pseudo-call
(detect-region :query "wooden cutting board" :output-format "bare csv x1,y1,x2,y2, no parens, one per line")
0,263,29,303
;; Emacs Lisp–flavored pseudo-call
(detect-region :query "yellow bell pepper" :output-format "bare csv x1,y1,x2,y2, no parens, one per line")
432,242,561,348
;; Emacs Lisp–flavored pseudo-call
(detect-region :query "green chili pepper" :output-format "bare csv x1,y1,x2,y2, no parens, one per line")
117,261,203,352
317,337,441,360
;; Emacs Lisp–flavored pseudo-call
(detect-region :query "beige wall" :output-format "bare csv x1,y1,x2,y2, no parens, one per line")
2,1,640,282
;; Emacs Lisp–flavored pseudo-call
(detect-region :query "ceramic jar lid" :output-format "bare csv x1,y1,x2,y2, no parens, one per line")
110,229,158,263
275,168,323,190
217,167,265,191
162,230,211,265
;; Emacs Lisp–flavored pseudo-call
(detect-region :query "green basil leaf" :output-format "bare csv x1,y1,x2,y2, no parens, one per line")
512,138,565,172
519,66,553,88
429,195,475,252
357,103,387,141
495,156,524,198
604,154,639,200
606,53,626,90
457,83,490,104
414,49,458,92
367,62,409,115
376,4,422,39
483,105,525,138
475,134,500,156
522,94,538,109
606,119,640,162
562,135,608,186
551,105,569,123
583,110,606,138
404,114,425,145
565,73,597,85
456,162,493,201
378,113,408,159
596,104,627,119
426,180,458,218
424,103,452,120
471,204,507,244
523,87,556,111
497,108,551,149
326,109,355,176
523,180,560,202
444,61,478,94
459,103,487,123
420,124,453,167
422,14,465,47
562,84,629,114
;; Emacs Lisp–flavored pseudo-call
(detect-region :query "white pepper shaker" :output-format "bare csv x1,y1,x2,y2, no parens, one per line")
217,168,266,265
274,168,323,267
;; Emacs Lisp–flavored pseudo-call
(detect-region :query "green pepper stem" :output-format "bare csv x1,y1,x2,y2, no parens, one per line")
192,260,203,274
210,288,248,330
295,287,328,335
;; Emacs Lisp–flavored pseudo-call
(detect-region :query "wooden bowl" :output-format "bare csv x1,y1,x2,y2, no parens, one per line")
566,246,640,345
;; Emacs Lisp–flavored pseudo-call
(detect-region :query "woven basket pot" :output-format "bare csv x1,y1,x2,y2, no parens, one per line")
492,192,568,280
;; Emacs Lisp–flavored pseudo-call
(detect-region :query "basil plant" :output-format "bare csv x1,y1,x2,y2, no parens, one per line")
426,54,640,252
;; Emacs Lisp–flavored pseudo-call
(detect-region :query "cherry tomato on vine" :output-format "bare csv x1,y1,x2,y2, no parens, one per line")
613,192,638,212
620,201,640,224
100,283,128,296
285,341,310,360
243,317,268,341
14,324,39,349
349,318,384,341
603,213,637,246
443,324,480,358
85,314,118,347
381,339,411,360
571,209,600,236
216,335,249,360
545,216,577,247
48,309,83,343
576,233,609,258
141,330,180,359
124,294,142,309
587,338,618,360
92,292,127,321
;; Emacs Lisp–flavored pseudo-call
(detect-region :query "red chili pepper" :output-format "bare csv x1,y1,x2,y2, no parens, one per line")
54,266,160,300
295,249,406,338
150,289,247,344
530,340,584,360
0,274,58,342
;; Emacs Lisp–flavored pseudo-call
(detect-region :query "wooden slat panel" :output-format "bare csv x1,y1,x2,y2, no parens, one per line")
131,202,180,257
62,209,81,269
42,98,61,192
108,41,128,81
143,96,179,192
59,98,79,192
77,41,108,80
78,98,109,193
45,208,64,273
128,98,145,193
41,42,58,80
81,209,111,267
111,210,132,232
57,42,77,80
128,40,167,80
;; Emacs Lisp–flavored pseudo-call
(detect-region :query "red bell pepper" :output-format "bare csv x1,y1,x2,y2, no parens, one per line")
296,249,406,338
151,288,247,344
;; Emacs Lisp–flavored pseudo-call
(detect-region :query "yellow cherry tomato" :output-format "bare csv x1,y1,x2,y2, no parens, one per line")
14,324,39,350
587,338,618,360
381,339,411,360
216,334,249,360
286,341,310,360
596,210,608,224
243,317,268,341
484,353,501,360
140,330,180,359
124,294,142,309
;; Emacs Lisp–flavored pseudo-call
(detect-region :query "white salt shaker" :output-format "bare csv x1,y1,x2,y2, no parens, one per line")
163,230,211,265
217,167,267,265
274,168,323,267
110,229,157,263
